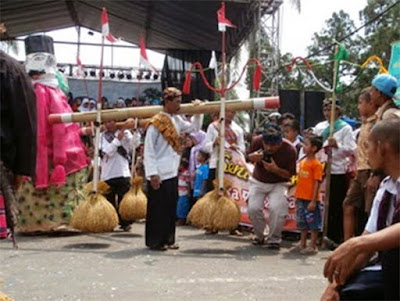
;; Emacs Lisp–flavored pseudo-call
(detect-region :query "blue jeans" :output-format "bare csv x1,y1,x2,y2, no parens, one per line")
176,195,190,219
296,199,321,231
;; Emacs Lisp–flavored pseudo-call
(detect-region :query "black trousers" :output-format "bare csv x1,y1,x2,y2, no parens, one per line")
145,177,178,248
206,168,216,193
340,269,384,300
327,174,347,244
105,177,131,227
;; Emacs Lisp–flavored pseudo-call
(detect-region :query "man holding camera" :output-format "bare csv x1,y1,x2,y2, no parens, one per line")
247,123,297,249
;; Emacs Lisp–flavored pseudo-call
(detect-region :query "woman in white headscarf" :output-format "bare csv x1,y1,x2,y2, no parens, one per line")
88,99,97,111
78,98,90,112
116,98,126,108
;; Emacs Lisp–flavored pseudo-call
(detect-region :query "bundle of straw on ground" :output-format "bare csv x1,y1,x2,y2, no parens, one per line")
187,178,240,231
210,192,241,231
187,189,218,229
119,176,147,221
70,181,119,233
210,178,240,231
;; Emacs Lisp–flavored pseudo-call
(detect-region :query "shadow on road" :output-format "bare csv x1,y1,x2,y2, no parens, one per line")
63,243,111,250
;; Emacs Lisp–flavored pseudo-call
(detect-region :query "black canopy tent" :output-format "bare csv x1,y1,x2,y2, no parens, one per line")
1,0,276,99
0,1,266,57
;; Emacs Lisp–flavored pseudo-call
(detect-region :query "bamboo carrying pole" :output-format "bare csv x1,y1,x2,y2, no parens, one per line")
49,96,280,124
78,119,149,136
322,45,340,246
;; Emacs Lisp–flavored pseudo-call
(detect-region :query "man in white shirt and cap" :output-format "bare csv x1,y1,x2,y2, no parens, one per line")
144,87,203,251
314,99,357,247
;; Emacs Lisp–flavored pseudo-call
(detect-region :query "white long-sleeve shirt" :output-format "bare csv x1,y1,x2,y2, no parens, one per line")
144,112,203,181
202,121,245,169
314,120,357,174
365,176,399,233
100,130,141,181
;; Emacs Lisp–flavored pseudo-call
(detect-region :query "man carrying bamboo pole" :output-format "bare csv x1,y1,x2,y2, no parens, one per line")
143,87,203,251
314,99,356,248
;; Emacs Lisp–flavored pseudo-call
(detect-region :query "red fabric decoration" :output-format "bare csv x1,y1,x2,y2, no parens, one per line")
253,63,262,91
182,68,193,94
49,165,66,186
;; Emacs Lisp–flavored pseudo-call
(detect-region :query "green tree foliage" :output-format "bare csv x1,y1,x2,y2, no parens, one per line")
360,0,400,66
278,1,399,118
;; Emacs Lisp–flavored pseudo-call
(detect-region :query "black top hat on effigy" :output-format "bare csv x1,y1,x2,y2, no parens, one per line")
24,35,54,55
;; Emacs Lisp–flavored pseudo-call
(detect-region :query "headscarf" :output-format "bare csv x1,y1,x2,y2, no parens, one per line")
116,98,126,108
78,98,90,112
89,99,97,111
188,130,207,183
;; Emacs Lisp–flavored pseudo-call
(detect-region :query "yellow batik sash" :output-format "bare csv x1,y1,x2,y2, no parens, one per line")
147,113,181,153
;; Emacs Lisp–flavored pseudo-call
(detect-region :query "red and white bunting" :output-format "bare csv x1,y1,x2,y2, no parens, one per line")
76,56,85,77
139,35,158,74
217,2,236,32
101,7,120,43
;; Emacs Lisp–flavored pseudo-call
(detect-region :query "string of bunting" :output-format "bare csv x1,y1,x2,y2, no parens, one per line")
182,58,262,94
284,53,389,93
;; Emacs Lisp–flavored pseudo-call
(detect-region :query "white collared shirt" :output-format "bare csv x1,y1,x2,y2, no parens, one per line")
202,120,245,169
100,130,141,181
365,176,400,233
313,120,357,174
144,112,203,181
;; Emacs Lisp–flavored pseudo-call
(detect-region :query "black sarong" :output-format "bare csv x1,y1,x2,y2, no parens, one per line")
145,177,178,248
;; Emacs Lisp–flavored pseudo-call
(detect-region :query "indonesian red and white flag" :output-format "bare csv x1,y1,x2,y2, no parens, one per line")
76,56,85,77
217,2,236,32
101,7,120,43
139,35,158,73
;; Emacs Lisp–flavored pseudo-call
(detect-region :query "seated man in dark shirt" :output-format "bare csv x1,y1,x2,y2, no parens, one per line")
246,123,297,249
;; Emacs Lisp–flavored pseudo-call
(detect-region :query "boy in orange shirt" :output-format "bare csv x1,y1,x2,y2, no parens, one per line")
290,134,323,255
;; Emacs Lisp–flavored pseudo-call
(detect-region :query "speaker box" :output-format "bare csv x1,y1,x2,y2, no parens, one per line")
278,89,300,120
304,91,325,129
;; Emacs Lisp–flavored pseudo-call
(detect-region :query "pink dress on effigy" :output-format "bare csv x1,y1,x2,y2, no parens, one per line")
0,195,7,238
17,83,89,233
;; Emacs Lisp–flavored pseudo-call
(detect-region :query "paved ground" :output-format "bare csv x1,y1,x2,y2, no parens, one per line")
1,223,330,301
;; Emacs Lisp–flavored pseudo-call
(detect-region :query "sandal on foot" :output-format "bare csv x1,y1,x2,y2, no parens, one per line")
230,229,244,237
149,245,168,251
167,244,180,250
288,244,304,253
266,242,280,250
252,238,265,246
300,246,318,255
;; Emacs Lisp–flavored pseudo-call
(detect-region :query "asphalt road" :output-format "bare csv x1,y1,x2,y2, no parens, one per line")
1,223,330,301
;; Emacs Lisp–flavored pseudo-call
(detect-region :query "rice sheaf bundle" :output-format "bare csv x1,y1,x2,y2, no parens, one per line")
187,189,218,228
211,192,241,231
119,176,147,221
70,181,119,233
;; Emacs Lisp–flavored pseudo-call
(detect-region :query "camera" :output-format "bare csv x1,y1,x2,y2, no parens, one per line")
263,152,272,163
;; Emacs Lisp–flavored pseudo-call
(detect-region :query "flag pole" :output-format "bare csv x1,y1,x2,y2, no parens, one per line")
322,44,339,247
92,35,105,193
217,28,227,196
